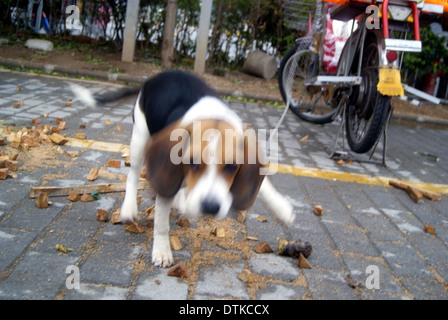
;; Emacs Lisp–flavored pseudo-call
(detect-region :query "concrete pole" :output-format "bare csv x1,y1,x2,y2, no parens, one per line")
35,0,43,33
194,0,213,74
122,0,140,63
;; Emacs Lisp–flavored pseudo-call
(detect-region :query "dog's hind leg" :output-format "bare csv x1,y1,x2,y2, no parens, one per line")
121,98,149,223
258,177,295,226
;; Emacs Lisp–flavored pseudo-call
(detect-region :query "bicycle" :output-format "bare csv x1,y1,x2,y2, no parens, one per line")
278,0,445,162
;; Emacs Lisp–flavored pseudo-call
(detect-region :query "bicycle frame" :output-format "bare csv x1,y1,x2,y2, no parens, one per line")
307,0,443,96
278,0,444,160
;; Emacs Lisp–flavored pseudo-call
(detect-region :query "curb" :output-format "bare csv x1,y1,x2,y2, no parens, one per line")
1,56,447,127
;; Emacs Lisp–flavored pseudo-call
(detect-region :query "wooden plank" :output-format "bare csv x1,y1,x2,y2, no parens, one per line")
30,181,150,198
389,179,442,201
98,168,127,182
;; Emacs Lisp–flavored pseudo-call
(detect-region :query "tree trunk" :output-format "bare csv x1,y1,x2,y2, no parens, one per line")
208,0,224,67
162,0,178,69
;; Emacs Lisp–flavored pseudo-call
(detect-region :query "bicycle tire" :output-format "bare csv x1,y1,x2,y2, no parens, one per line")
278,41,337,125
344,38,391,154
345,92,390,153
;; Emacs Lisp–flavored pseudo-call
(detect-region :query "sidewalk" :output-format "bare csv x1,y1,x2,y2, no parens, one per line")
0,70,447,300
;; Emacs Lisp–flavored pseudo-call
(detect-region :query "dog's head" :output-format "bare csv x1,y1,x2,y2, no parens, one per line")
145,119,266,219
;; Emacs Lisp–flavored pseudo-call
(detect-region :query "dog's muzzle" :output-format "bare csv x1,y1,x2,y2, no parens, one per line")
200,198,221,215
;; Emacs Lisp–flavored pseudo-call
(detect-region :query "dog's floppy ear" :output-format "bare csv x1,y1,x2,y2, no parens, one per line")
230,133,266,210
146,121,187,197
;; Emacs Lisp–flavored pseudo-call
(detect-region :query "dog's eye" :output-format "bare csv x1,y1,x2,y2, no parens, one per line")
223,164,239,174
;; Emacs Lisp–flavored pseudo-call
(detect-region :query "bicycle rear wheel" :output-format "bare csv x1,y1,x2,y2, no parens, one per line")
344,38,391,154
278,39,338,125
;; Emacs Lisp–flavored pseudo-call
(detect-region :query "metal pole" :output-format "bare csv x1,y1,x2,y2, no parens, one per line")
122,0,140,63
194,0,213,73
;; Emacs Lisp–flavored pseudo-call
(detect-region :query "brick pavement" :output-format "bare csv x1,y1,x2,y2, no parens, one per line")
0,70,448,300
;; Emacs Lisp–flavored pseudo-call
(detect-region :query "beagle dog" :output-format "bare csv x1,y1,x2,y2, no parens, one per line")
72,70,294,268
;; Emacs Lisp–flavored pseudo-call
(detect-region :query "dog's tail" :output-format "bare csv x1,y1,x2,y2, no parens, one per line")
70,83,140,107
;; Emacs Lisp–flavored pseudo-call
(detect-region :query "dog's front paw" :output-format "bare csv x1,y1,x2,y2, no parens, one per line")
120,199,138,224
152,243,174,268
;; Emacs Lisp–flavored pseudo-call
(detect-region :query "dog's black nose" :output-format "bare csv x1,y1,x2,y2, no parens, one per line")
201,199,221,215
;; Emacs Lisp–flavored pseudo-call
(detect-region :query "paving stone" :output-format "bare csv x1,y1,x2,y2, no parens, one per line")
269,173,302,190
374,241,436,280
98,221,147,245
64,283,129,300
134,269,189,300
1,200,66,232
0,228,37,272
249,254,300,282
0,181,31,211
405,233,448,282
304,269,359,300
79,258,133,287
351,209,405,242
65,196,118,221
79,242,143,287
195,261,249,299
33,218,99,255
245,210,287,250
380,208,424,234
0,251,79,299
78,150,113,164
341,253,404,296
49,110,72,119
322,220,378,256
300,177,354,224
400,277,448,300
256,282,306,300
289,231,343,271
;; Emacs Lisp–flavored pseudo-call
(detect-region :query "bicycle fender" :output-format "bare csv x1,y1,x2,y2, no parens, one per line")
367,30,404,96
